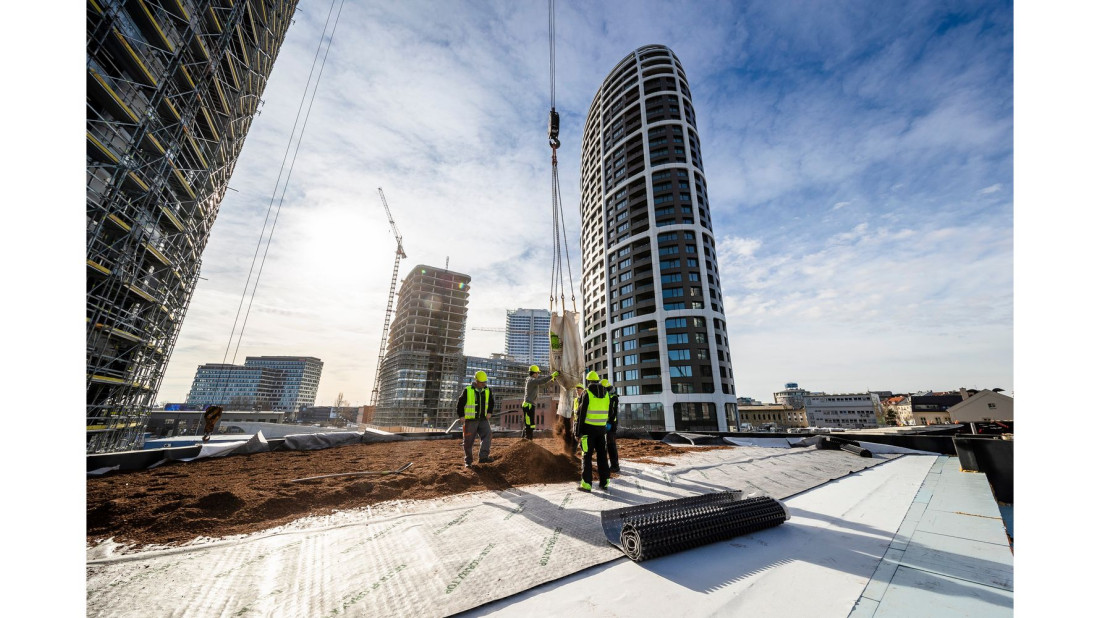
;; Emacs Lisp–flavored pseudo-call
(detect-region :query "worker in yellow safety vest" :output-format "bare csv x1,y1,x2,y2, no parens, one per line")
575,371,612,491
521,365,558,440
455,370,495,468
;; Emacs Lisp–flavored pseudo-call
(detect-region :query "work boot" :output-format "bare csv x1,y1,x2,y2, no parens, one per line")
609,466,620,473
599,479,610,491
578,480,592,492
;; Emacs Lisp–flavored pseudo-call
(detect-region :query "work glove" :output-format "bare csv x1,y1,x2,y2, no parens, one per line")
551,371,559,378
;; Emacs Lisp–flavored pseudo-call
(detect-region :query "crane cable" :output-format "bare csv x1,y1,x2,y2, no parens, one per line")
212,0,346,410
547,0,576,314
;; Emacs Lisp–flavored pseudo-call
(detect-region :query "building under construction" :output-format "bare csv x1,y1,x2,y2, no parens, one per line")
86,0,299,452
374,265,471,428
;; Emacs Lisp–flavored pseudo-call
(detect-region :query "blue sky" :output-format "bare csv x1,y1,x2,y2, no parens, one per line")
149,0,1014,405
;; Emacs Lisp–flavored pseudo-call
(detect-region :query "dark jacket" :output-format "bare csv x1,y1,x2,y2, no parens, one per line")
576,382,609,430
608,391,619,431
455,385,495,420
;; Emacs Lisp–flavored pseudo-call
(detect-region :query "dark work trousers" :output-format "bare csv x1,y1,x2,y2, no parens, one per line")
580,425,610,487
522,402,536,440
463,418,492,464
607,427,619,470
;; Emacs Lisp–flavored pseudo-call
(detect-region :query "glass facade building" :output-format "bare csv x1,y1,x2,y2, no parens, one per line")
579,45,739,432
505,308,551,367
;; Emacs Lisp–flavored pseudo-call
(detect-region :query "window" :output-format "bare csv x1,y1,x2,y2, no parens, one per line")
668,349,690,361
668,333,688,345
621,310,634,319
622,325,637,336
662,287,684,298
661,273,682,283
664,302,686,310
622,339,637,351
685,245,696,253
620,283,633,295
669,365,693,378
665,317,687,328
660,259,680,270
620,297,634,308
658,246,679,256
688,272,700,281
619,258,632,269
654,195,674,205
623,385,640,395
657,232,677,243
686,258,698,267
619,270,632,282
622,354,639,365
624,370,639,380
652,182,672,192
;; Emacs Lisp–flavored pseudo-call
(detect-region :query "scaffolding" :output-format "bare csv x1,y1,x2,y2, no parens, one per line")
374,266,471,428
86,0,299,453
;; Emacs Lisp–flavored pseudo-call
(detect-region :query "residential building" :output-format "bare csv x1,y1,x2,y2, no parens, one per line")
805,393,882,429
505,308,551,367
498,395,562,432
374,265,471,428
909,392,965,426
774,383,818,409
580,44,738,433
737,403,808,431
948,389,1014,423
185,356,322,415
86,0,300,452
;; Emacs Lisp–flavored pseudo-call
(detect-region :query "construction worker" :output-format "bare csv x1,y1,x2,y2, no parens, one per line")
575,371,611,491
455,370,495,468
603,379,620,472
521,365,558,439
570,383,584,450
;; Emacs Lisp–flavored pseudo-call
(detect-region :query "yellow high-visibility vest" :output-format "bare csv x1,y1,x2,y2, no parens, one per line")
584,388,610,426
464,386,491,419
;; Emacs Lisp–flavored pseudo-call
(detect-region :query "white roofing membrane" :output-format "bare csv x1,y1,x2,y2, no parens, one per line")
464,455,937,617
87,446,928,617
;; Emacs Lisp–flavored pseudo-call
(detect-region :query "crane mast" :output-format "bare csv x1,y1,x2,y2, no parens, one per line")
371,188,407,408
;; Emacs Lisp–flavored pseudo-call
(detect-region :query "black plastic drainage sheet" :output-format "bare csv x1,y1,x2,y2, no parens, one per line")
601,490,790,562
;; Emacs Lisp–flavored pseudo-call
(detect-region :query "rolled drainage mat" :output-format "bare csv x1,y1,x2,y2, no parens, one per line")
839,442,872,458
604,492,789,562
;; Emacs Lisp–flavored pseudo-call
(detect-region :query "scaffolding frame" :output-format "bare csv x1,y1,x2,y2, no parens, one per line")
86,0,298,453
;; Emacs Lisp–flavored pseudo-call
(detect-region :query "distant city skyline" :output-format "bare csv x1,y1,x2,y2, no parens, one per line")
149,1,1014,406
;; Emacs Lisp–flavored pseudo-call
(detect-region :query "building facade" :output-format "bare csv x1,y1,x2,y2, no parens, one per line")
185,356,322,414
463,353,529,404
774,383,817,409
737,404,808,431
244,356,323,413
86,0,300,452
375,265,471,428
505,308,551,367
804,393,882,429
579,44,738,433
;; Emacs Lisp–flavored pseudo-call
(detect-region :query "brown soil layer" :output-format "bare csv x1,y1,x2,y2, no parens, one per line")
87,436,723,548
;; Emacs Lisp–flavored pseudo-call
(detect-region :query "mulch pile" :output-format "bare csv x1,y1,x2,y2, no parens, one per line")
87,436,723,548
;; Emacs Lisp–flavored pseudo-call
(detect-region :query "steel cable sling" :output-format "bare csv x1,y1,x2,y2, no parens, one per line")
547,0,576,315
601,491,790,562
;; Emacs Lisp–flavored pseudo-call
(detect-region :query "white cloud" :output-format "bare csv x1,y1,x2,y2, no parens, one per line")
154,0,1013,407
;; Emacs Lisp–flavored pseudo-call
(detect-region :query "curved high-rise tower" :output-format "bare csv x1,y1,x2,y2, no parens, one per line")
580,44,738,432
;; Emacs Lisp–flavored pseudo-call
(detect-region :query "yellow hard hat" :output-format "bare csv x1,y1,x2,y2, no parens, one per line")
475,370,488,382
586,370,599,381
600,379,610,387
575,384,584,389
529,365,540,373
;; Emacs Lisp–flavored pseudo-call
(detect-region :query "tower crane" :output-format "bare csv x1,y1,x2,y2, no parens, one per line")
370,187,407,408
